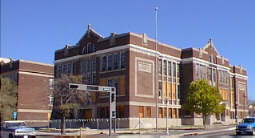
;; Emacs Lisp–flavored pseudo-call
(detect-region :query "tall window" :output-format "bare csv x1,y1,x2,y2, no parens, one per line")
108,55,113,71
87,60,91,72
158,59,162,74
49,96,54,106
173,63,176,77
146,107,151,117
168,61,171,77
117,106,125,118
177,64,180,77
196,64,207,80
67,63,72,74
159,108,163,118
92,73,96,84
87,42,94,53
82,42,95,54
120,52,126,69
58,64,62,76
200,65,206,79
63,64,67,74
107,80,112,87
113,80,119,95
49,79,54,89
213,69,216,83
195,63,199,78
163,60,167,75
92,60,96,72
82,47,87,54
101,56,107,72
113,53,120,70
208,68,212,81
139,106,144,118
80,61,87,73
158,82,162,98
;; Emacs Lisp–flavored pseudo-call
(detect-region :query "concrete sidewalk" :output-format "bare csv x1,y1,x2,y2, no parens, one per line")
35,124,236,137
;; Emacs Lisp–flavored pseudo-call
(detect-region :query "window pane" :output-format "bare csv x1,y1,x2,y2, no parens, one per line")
114,80,119,95
114,53,120,70
108,55,113,71
168,61,171,77
139,106,144,118
146,107,151,117
177,64,180,77
63,64,67,73
107,80,112,87
173,63,176,77
102,56,107,72
120,52,126,69
163,60,167,75
67,63,71,74
92,59,96,72
58,64,62,76
158,59,162,74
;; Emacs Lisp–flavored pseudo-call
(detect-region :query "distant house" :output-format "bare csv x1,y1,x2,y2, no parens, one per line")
248,104,255,117
0,58,54,125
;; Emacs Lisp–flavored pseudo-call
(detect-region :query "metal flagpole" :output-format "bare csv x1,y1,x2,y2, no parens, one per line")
155,6,159,132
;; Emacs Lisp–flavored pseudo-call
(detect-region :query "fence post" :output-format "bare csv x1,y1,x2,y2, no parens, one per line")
58,120,61,129
139,116,141,134
80,127,82,137
97,119,99,129
118,118,120,129
83,120,85,128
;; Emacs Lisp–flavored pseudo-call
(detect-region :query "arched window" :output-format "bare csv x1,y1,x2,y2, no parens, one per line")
82,47,87,54
87,42,94,53
82,42,94,54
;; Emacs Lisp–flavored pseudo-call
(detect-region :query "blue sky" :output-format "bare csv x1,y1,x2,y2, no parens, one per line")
1,0,254,99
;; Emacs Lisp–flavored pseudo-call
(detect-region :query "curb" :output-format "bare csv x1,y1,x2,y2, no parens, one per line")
178,127,236,136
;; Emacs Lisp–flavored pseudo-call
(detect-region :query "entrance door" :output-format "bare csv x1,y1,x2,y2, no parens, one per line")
84,109,92,119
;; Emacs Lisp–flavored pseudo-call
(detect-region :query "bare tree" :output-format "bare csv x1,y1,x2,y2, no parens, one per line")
0,77,17,122
51,75,88,134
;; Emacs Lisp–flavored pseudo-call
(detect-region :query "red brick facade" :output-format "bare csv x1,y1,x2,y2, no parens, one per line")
0,59,54,121
54,25,248,127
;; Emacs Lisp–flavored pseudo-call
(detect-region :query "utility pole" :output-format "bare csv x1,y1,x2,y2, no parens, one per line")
166,99,169,135
0,0,2,57
154,6,159,132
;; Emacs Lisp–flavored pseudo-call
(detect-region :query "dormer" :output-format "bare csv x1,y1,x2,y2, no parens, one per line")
77,24,104,55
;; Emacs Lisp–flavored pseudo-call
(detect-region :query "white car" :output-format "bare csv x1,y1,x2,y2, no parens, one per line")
0,121,35,138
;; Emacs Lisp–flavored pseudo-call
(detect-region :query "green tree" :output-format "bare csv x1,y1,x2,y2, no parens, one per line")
0,77,17,122
183,80,225,127
51,75,88,134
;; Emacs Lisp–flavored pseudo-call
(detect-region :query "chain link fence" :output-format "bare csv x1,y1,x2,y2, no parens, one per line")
47,118,129,129
24,118,181,130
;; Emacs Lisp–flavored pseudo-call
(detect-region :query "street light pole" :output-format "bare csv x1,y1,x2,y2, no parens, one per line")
166,99,169,135
154,6,159,132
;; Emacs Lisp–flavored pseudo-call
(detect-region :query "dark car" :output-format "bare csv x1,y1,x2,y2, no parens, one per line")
0,121,35,138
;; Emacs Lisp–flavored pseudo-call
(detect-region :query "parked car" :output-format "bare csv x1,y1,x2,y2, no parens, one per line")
0,120,35,138
236,117,255,135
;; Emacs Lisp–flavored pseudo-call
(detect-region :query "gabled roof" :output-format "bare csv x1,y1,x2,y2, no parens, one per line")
202,38,220,56
77,24,104,44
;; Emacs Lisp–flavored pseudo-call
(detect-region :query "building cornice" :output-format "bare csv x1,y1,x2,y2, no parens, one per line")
230,72,248,80
55,44,182,64
19,59,53,67
19,71,53,78
129,32,182,51
181,57,230,70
